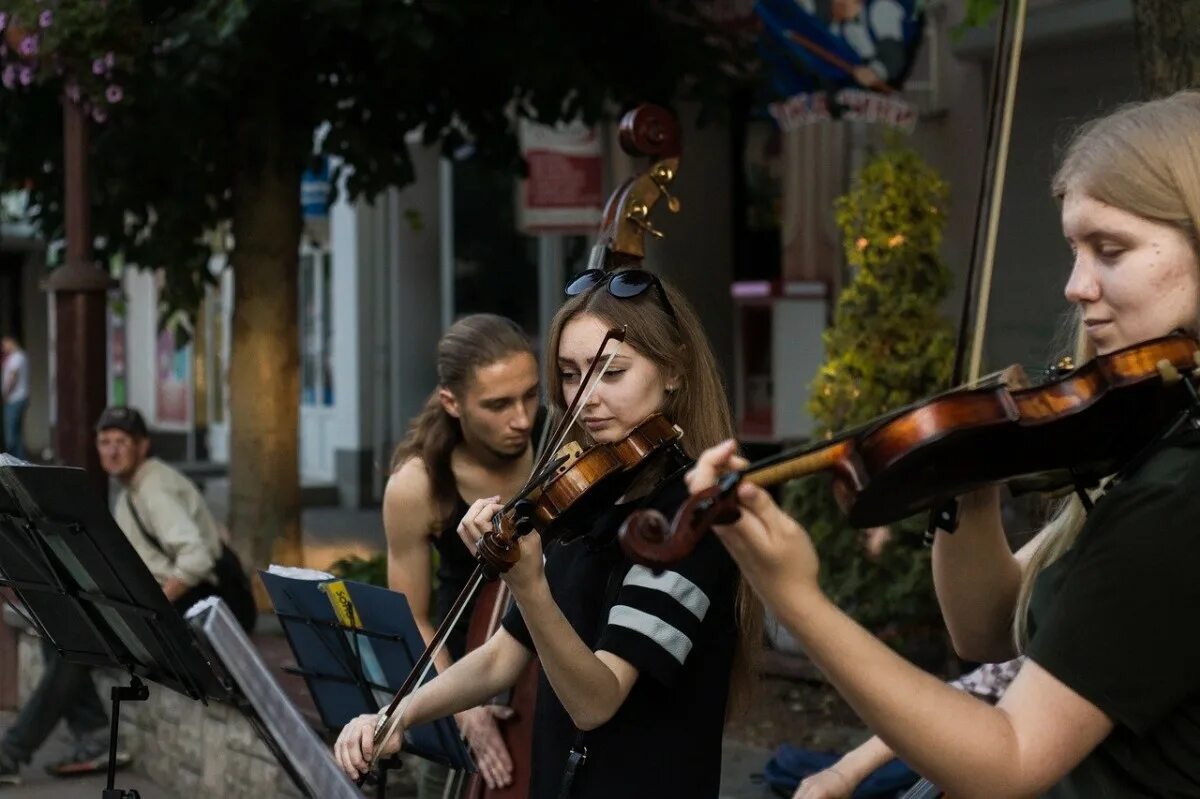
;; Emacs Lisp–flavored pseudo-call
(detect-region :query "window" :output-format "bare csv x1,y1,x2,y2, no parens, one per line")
300,248,334,407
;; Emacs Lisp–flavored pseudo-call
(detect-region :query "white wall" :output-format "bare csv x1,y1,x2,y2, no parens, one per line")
121,267,159,425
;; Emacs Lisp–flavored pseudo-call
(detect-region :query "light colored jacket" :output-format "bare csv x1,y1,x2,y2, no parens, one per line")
113,457,222,587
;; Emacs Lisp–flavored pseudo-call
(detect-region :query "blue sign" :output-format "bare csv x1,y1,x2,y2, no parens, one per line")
301,158,332,220
756,0,925,96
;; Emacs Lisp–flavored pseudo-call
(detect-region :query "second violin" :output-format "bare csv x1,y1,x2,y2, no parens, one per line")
621,333,1200,566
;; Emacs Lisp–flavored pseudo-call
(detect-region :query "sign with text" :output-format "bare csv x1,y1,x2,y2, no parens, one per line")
517,119,603,235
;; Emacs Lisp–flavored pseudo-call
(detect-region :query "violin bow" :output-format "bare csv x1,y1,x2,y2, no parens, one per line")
921,0,1027,542
955,0,1029,387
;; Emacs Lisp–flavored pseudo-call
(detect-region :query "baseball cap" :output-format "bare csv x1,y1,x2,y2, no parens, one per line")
95,406,148,437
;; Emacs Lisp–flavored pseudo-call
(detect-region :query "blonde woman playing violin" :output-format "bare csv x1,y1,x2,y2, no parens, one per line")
689,91,1200,798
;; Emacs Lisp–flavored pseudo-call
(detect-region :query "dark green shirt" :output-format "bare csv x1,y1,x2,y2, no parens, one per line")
1027,426,1200,797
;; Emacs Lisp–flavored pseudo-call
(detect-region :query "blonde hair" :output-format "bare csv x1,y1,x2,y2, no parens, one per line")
1012,91,1200,649
545,273,761,715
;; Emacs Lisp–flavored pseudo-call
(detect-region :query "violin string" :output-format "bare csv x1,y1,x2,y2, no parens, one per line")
744,357,1072,482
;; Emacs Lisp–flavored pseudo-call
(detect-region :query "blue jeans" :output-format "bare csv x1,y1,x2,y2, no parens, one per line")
3,398,27,460
0,640,109,765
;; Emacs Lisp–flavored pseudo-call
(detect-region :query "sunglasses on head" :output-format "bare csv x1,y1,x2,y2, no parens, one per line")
563,269,678,322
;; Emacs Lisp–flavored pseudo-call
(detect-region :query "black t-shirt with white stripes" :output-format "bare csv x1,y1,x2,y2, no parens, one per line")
502,467,739,799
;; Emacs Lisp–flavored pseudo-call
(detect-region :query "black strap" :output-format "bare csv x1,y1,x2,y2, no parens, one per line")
125,493,168,556
556,734,588,799
125,492,219,587
553,492,655,798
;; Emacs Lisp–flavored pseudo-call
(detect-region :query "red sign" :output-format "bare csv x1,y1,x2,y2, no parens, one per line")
517,119,603,234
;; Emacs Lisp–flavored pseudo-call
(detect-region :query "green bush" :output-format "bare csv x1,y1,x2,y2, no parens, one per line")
327,553,388,587
783,141,955,642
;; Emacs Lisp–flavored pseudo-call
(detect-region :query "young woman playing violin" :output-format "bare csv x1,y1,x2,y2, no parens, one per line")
335,269,760,798
686,91,1200,797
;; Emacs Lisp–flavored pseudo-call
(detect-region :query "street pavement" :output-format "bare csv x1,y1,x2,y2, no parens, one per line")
0,707,775,799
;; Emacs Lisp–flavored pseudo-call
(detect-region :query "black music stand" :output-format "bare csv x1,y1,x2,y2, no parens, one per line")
260,570,475,794
0,458,227,799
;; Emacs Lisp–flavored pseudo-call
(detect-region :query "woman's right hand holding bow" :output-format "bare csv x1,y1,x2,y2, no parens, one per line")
333,711,404,780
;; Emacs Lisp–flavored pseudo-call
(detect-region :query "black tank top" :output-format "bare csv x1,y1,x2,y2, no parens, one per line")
432,406,548,660
432,493,478,660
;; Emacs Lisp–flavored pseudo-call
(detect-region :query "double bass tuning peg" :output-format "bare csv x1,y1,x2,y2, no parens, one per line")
627,202,664,238
652,164,681,213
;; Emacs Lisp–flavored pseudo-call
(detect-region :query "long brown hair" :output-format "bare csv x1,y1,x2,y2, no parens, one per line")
390,314,535,521
545,273,761,716
545,276,733,458
1012,91,1200,650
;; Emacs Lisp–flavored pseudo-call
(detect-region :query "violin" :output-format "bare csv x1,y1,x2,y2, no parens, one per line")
365,103,688,775
620,333,1200,566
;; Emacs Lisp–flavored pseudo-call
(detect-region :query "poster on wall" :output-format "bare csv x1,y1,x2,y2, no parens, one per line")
108,308,127,407
154,327,191,427
756,0,925,131
516,118,603,235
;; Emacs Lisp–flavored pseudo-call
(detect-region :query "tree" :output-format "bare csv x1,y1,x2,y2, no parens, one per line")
962,0,1200,95
1131,0,1200,95
782,142,955,644
0,1,740,569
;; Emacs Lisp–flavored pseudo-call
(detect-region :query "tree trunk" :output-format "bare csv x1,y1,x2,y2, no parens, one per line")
1132,0,1200,96
228,95,304,573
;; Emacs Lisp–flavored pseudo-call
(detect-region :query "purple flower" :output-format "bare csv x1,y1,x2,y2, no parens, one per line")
38,10,52,28
1,65,16,90
105,84,122,103
0,12,8,31
104,51,115,69
18,35,38,57
92,58,105,75
92,106,108,124
17,65,32,86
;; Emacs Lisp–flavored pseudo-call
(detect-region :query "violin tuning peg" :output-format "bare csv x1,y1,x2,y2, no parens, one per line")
1157,358,1182,385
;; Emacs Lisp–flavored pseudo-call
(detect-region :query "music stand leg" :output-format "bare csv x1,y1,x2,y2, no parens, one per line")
101,676,148,799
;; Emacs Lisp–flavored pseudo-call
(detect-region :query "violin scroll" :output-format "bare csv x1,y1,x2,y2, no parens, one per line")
620,474,742,566
476,505,533,579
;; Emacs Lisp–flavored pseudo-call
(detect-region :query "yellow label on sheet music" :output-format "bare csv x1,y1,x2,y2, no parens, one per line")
324,580,362,630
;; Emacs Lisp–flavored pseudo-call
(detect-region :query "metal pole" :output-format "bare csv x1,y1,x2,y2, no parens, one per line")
438,158,455,331
537,235,564,349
